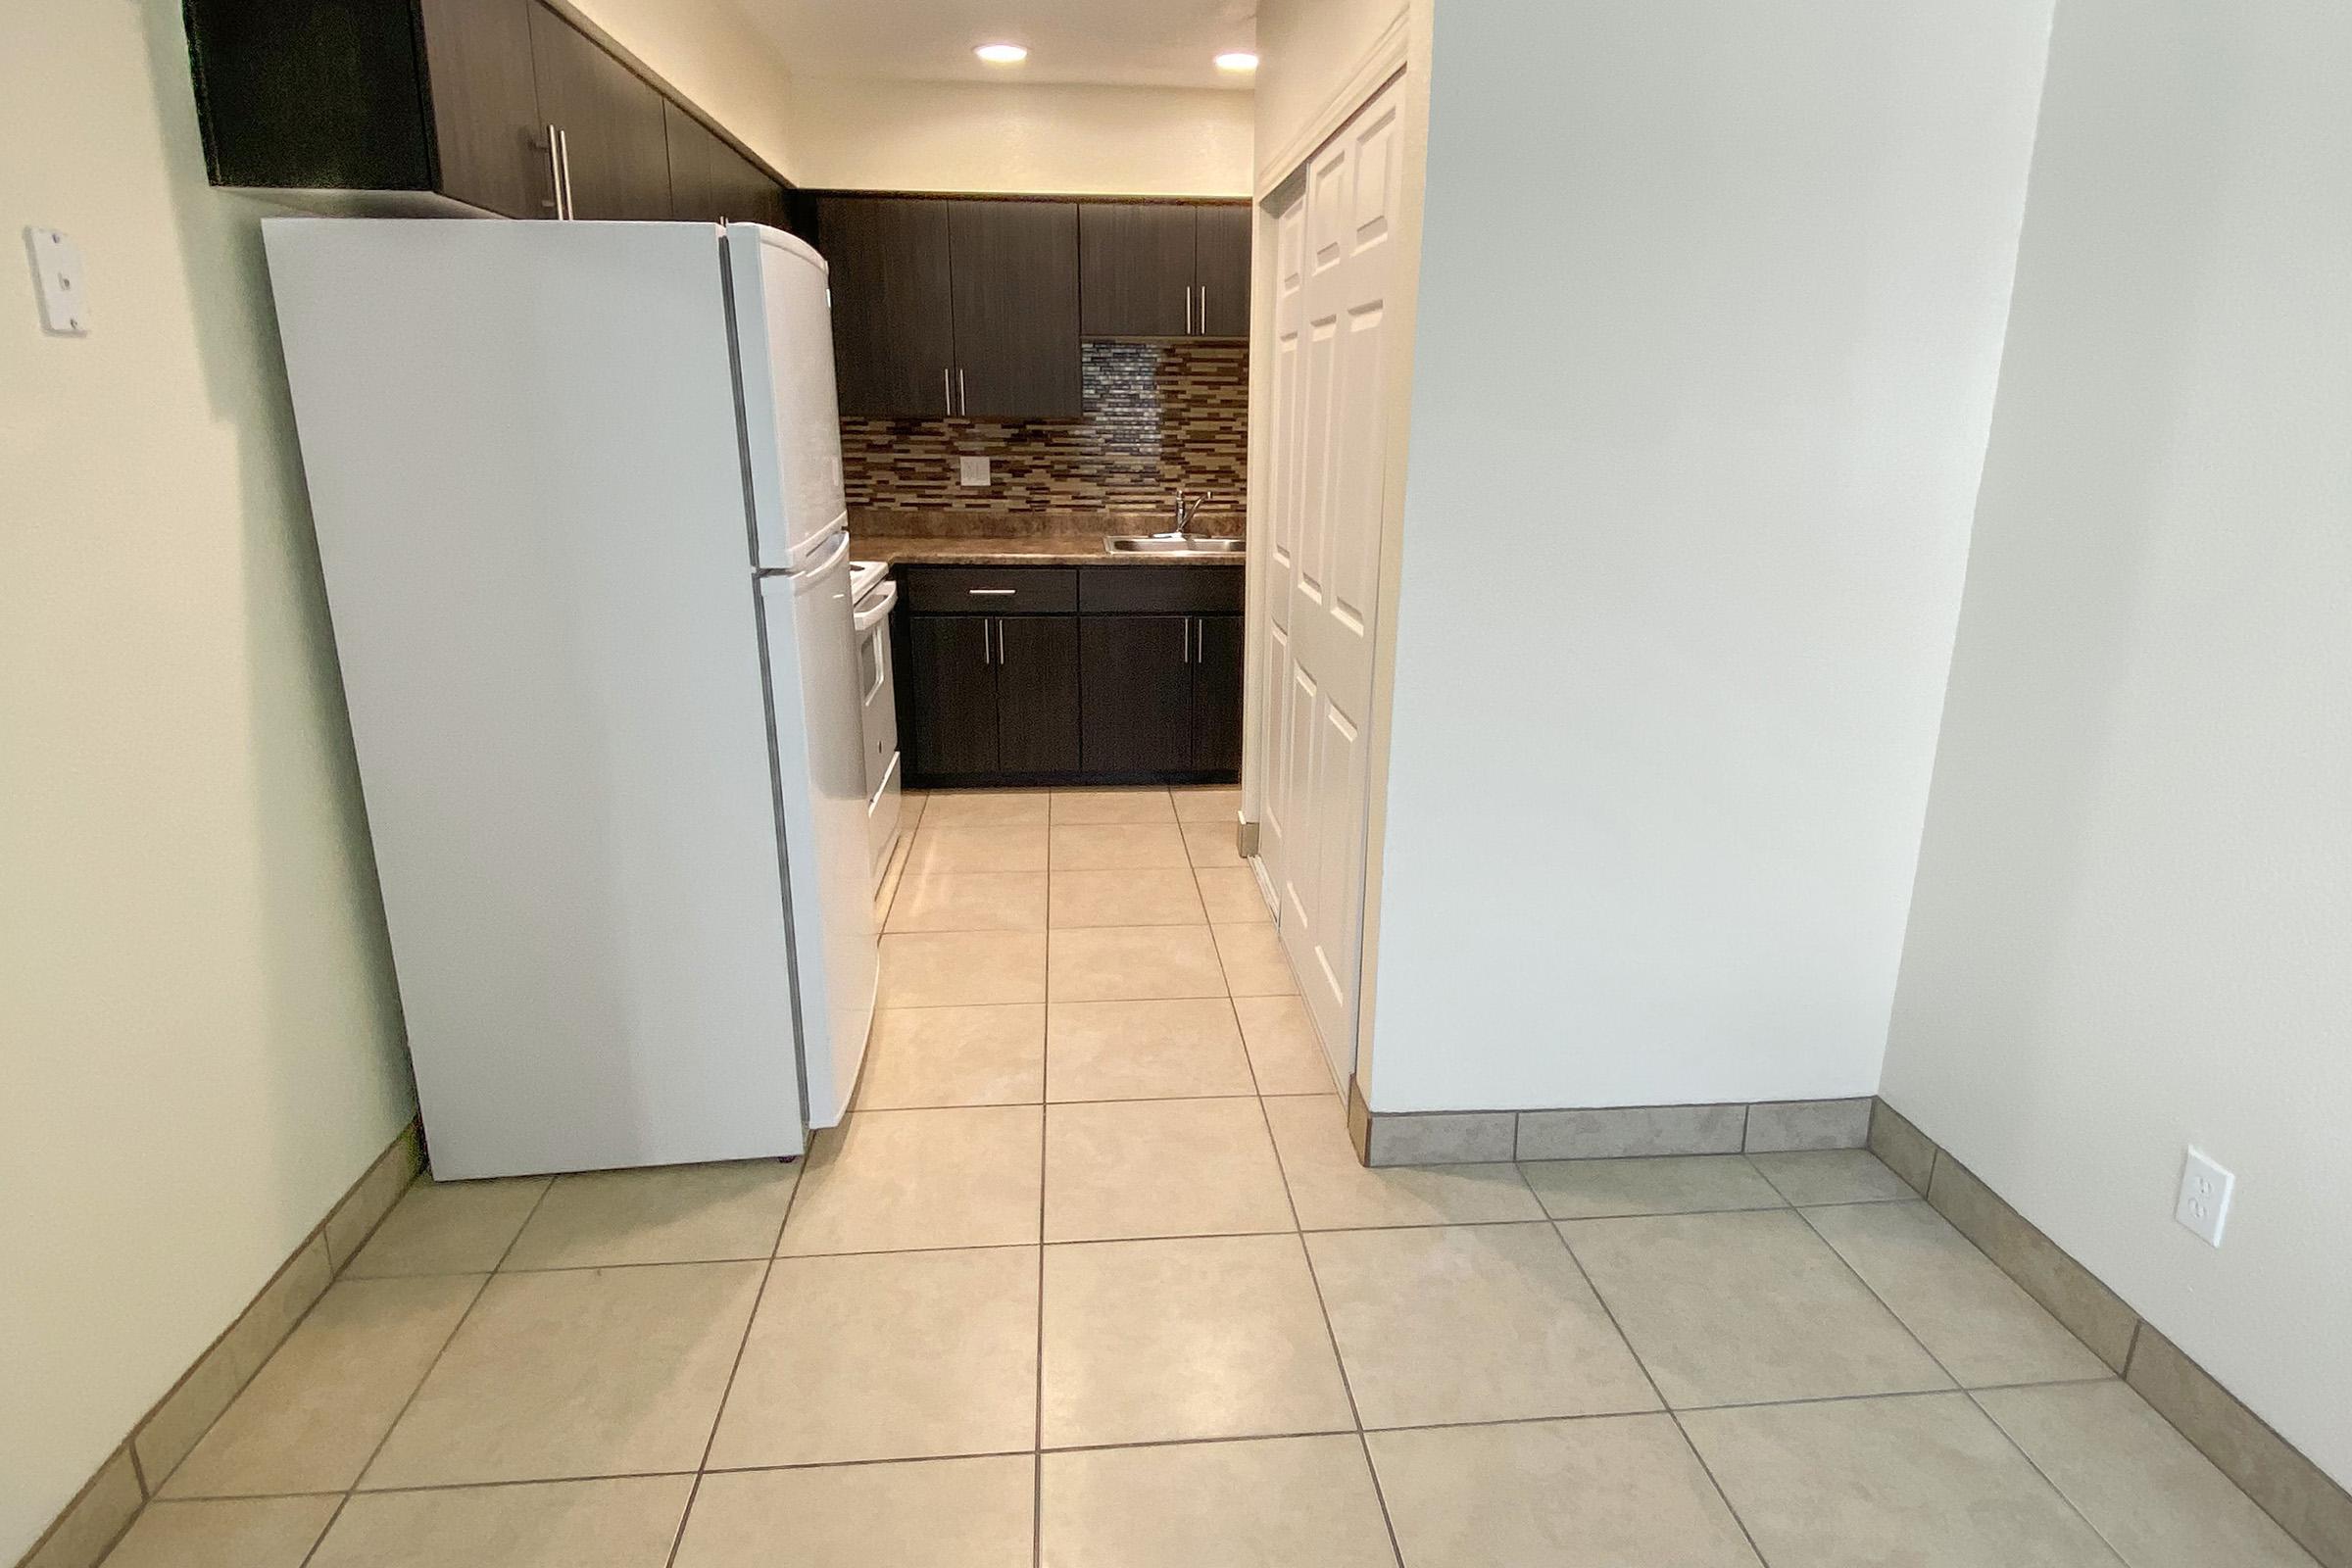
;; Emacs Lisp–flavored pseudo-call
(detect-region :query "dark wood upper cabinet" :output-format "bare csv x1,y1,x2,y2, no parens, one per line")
664,100,786,226
950,202,1083,417
1078,202,1251,339
1194,207,1253,337
526,3,670,220
816,197,959,418
1079,204,1197,337
414,0,549,217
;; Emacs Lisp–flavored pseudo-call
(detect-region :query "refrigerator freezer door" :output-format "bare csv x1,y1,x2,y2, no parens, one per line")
729,224,848,572
759,535,878,1127
261,219,807,1177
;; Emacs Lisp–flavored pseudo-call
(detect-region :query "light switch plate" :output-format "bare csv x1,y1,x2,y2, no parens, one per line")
958,455,990,487
24,226,91,335
2175,1147,2233,1247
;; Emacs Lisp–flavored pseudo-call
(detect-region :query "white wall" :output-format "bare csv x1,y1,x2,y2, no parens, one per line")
1360,0,2052,1112
789,78,1251,195
1253,0,1406,189
1883,0,2352,1489
0,3,416,1555
566,0,799,173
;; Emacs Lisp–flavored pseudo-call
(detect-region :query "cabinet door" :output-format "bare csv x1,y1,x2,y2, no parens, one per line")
662,100,784,225
995,616,1083,774
817,198,959,418
1190,614,1245,773
906,616,998,777
1080,616,1194,775
1195,206,1253,338
1079,203,1197,337
527,4,671,220
416,0,547,217
950,202,1082,416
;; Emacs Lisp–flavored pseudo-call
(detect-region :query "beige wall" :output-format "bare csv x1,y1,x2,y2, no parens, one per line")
1253,0,1408,189
789,78,1252,195
0,3,417,1556
564,0,798,173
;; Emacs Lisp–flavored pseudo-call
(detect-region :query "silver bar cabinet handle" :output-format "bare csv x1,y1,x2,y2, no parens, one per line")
555,127,574,220
1199,286,1207,330
944,368,954,414
543,124,564,216
967,588,1015,596
957,368,968,415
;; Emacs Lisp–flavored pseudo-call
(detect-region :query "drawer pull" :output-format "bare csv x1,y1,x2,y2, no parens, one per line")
967,588,1016,596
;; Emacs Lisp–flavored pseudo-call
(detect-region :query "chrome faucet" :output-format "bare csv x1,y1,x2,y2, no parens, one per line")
1164,488,1215,540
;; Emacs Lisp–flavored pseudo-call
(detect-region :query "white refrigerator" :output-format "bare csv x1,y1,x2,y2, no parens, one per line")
264,219,876,1178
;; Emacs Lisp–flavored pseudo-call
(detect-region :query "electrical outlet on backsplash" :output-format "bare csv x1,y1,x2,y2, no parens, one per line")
840,341,1247,514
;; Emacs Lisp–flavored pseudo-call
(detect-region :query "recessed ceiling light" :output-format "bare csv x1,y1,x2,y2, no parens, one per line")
1214,51,1258,73
974,42,1028,64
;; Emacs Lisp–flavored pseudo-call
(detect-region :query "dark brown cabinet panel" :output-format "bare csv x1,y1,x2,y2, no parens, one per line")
950,202,1083,417
1195,206,1253,338
1081,616,1194,774
416,0,548,217
995,616,1084,773
663,101,785,225
1079,204,1198,337
816,198,959,417
527,3,671,220
1190,614,1246,772
906,615,998,776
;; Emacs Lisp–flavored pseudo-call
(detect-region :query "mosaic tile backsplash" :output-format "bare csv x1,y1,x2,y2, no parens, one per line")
840,340,1247,516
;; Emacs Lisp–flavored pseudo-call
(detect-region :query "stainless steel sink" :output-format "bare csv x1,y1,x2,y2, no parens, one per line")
1104,535,1246,555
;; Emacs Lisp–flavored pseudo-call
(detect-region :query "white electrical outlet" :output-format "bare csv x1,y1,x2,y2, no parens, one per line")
24,226,91,335
2175,1148,2234,1247
958,455,990,487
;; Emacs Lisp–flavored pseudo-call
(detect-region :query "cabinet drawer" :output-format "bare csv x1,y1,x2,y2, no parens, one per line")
1078,565,1245,614
901,566,1079,614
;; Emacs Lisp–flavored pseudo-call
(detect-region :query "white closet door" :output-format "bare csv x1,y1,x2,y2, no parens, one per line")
1258,75,1404,1088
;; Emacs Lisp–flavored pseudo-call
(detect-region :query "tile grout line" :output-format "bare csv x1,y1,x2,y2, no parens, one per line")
289,1177,557,1568
1032,904,1054,1568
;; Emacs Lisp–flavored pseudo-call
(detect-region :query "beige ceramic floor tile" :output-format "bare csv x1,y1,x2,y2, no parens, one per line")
1051,788,1176,824
1518,1155,1786,1220
897,791,928,831
858,1004,1047,1109
1048,867,1205,927
1048,926,1227,1002
1213,922,1299,996
1232,995,1336,1095
878,931,1047,1007
361,1262,762,1489
1683,1394,2120,1568
1265,1095,1544,1230
163,1275,481,1497
100,1497,340,1568
1562,1208,1950,1407
1804,1201,2111,1387
1042,1435,1396,1568
1045,1099,1293,1242
500,1161,799,1270
1048,823,1194,870
709,1247,1038,1467
343,1175,550,1277
777,1106,1043,1254
1369,1415,1762,1568
312,1477,694,1568
1976,1381,2320,1568
1171,786,1242,823
1306,1224,1658,1428
676,1457,1034,1568
920,790,1050,828
1045,998,1252,1101
906,826,1050,874
1749,1149,1916,1205
1040,1234,1354,1446
1194,865,1271,922
884,872,1049,933
1182,820,1242,866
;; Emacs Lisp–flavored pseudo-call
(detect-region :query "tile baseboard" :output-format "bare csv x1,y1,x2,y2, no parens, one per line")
17,1119,423,1568
1873,1096,2352,1568
1355,1095,1873,1168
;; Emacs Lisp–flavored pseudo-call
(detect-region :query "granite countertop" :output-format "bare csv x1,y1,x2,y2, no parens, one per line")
851,533,1246,566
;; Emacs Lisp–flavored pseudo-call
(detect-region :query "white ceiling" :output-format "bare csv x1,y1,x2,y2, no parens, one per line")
745,0,1258,90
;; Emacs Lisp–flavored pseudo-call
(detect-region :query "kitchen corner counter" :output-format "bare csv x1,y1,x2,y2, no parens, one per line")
852,534,1247,566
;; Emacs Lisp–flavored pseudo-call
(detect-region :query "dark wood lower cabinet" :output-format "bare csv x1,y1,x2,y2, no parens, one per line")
1081,616,1194,774
995,616,1083,773
1191,615,1246,773
906,615,997,777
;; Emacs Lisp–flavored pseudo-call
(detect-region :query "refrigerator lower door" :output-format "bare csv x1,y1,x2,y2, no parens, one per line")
760,532,879,1127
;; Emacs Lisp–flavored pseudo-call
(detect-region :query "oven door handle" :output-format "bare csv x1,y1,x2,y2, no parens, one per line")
852,579,900,633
